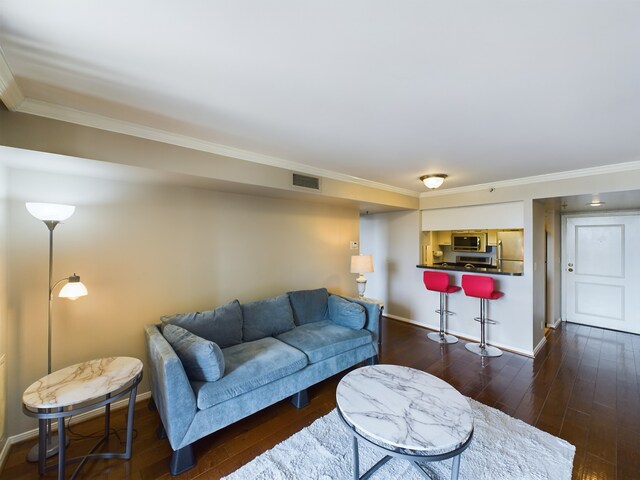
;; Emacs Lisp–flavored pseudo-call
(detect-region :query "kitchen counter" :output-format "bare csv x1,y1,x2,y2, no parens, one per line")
416,263,523,276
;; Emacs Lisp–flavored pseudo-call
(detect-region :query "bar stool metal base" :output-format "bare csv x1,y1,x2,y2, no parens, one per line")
465,342,502,357
427,291,459,345
428,331,459,344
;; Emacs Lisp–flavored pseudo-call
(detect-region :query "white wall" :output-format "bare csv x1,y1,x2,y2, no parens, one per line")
360,211,423,320
6,163,360,437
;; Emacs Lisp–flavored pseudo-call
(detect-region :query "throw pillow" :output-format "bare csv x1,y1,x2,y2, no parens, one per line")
242,294,296,342
287,288,329,325
161,299,243,348
162,324,225,382
328,295,366,329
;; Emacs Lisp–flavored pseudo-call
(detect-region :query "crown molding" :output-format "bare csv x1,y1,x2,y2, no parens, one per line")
420,160,640,198
14,98,420,198
0,47,24,111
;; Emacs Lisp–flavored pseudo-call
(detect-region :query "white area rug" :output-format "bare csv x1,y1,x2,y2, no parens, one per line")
222,399,575,480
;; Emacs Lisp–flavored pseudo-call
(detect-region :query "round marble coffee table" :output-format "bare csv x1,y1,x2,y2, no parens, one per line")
336,364,473,480
23,357,143,480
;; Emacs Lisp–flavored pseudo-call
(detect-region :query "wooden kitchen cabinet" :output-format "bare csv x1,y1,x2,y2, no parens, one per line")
437,230,452,245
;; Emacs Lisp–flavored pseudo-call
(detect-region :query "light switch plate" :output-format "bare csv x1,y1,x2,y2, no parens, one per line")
350,241,359,249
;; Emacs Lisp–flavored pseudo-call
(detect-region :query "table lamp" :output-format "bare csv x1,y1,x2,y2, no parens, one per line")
350,254,373,298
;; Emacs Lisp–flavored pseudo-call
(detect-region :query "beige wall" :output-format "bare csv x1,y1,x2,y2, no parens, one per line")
6,166,360,437
545,208,562,326
531,200,547,348
0,163,7,450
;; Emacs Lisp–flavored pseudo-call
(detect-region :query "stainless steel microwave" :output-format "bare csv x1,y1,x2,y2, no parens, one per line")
452,233,487,252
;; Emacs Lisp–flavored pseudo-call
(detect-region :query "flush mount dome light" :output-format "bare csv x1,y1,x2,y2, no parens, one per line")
420,174,447,189
587,201,605,207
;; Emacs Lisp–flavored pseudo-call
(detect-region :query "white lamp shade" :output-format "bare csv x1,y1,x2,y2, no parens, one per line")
26,202,75,222
422,176,445,189
350,255,374,274
59,281,88,300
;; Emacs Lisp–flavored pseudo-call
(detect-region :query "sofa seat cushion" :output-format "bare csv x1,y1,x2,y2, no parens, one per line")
276,320,372,364
193,337,308,410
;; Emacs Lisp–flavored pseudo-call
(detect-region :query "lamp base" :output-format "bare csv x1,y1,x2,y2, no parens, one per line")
356,276,367,298
26,434,69,462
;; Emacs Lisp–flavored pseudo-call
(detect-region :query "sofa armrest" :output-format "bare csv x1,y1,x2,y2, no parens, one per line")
333,296,380,350
144,324,198,450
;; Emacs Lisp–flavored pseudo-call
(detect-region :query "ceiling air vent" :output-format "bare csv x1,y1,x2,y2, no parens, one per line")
292,173,321,191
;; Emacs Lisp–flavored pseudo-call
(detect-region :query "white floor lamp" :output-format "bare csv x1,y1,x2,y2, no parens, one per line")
25,202,88,462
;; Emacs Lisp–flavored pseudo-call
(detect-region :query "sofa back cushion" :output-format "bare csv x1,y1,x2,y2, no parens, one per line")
161,299,243,348
162,324,225,382
328,295,366,329
287,288,329,326
242,294,296,342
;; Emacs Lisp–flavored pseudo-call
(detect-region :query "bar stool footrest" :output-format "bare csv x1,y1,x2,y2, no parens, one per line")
473,316,498,325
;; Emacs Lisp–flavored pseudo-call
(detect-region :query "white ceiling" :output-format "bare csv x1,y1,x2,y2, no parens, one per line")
1,1,640,194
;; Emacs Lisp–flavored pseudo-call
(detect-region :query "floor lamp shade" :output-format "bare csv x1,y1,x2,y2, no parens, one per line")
59,275,88,300
26,203,75,222
351,255,374,298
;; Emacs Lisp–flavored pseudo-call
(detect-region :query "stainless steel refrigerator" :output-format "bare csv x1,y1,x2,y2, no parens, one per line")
497,230,524,273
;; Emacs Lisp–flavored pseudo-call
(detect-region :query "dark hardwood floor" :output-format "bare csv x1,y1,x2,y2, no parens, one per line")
2,318,639,479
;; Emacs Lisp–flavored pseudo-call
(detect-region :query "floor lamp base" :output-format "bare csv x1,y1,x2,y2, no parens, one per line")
26,435,69,462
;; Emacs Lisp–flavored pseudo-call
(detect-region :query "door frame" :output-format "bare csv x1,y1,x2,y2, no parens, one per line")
561,210,640,325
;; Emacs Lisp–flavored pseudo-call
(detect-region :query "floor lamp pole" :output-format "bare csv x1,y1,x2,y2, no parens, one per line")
46,220,57,376
27,220,62,463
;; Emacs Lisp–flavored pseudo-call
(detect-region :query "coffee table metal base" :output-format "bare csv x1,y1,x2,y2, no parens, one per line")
338,409,473,480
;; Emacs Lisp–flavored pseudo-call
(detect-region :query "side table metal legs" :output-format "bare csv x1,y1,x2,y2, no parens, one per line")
30,377,140,480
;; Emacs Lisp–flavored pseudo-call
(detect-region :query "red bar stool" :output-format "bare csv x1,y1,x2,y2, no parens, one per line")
423,271,461,344
461,274,504,357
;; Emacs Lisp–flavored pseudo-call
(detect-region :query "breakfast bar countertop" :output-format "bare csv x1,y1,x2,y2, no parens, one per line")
416,263,524,276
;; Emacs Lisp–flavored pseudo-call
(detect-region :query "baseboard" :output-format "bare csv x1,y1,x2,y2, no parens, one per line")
546,317,562,329
533,335,547,356
0,390,151,472
385,315,535,358
0,439,9,477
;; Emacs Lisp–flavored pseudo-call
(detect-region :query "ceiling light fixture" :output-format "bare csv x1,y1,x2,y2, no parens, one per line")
420,174,447,189
587,201,605,207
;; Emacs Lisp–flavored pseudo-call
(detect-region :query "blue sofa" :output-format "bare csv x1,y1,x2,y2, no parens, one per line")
144,288,380,475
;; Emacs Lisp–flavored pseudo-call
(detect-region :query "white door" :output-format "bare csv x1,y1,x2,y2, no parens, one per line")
563,214,640,334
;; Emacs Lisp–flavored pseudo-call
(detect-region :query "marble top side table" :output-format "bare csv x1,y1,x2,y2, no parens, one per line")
336,364,474,479
23,356,143,480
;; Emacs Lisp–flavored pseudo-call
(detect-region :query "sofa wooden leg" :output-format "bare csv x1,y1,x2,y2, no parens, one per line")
170,444,196,476
291,389,309,408
365,355,379,366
